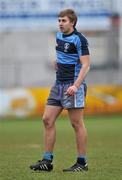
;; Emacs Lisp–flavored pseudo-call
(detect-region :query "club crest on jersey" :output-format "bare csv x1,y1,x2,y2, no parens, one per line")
64,43,70,52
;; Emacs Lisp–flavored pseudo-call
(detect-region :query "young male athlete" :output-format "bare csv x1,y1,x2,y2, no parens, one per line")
30,9,90,172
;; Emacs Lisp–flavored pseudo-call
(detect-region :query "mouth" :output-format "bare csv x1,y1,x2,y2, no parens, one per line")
59,26,64,31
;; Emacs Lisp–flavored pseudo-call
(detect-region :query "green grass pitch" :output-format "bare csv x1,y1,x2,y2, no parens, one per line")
0,115,122,180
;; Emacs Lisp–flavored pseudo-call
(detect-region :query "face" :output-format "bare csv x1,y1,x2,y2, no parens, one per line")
58,16,74,34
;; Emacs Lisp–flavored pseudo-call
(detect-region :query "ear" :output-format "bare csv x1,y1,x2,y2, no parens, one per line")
71,21,75,27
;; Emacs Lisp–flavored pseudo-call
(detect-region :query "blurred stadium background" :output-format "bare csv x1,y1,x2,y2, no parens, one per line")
0,1,122,180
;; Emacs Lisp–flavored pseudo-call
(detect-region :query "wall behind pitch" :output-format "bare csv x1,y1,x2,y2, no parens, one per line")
0,86,122,117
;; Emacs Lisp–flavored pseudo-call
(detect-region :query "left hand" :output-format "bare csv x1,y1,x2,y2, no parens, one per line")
66,85,78,96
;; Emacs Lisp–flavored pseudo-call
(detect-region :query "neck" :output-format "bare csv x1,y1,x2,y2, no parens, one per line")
64,27,75,35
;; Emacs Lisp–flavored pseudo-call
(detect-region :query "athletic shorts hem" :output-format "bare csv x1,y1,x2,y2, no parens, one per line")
65,106,84,110
46,102,62,107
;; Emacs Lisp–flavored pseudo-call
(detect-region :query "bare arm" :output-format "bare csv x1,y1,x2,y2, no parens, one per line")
66,55,90,95
74,55,90,88
51,60,58,70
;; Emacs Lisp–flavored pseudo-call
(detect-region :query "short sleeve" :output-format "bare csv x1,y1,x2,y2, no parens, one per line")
76,35,90,57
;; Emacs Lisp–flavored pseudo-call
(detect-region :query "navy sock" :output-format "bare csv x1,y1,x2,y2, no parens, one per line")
43,152,53,161
77,155,87,165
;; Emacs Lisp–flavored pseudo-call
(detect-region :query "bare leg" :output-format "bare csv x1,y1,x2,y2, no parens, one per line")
68,108,87,156
29,105,62,171
42,105,63,152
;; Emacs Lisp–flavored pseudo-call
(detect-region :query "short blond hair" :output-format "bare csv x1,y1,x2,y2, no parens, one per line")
58,9,77,28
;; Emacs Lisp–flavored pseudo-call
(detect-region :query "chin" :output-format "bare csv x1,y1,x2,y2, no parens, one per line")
60,29,64,33
59,28,65,32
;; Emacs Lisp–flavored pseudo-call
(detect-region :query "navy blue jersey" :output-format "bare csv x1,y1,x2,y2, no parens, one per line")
55,29,89,84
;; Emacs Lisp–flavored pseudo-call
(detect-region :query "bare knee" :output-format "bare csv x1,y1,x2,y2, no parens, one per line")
71,121,80,131
71,119,85,132
42,116,54,129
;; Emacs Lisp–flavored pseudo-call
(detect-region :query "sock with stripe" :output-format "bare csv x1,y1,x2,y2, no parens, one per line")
43,152,53,162
77,155,87,165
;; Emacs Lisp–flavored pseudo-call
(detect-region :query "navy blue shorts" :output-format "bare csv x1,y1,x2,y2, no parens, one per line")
47,82,87,109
